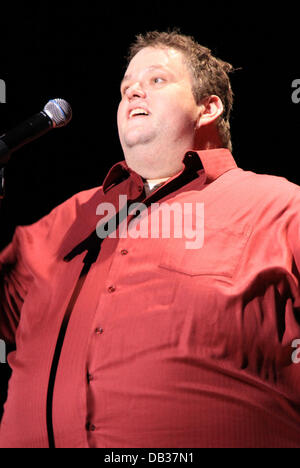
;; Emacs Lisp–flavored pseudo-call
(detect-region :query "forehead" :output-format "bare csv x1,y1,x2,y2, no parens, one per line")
124,46,188,77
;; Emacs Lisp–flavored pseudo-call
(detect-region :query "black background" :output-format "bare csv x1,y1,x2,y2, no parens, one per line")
0,2,299,420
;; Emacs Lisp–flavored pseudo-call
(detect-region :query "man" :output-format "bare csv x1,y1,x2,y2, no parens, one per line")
0,30,300,448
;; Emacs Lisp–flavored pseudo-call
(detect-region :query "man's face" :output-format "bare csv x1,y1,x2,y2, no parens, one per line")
117,46,201,179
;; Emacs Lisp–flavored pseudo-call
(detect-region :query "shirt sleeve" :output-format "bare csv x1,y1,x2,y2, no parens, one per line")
0,228,34,346
0,186,100,347
287,188,300,296
0,201,69,346
291,224,300,279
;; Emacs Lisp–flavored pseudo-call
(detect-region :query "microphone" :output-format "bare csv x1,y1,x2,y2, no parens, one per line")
0,98,72,166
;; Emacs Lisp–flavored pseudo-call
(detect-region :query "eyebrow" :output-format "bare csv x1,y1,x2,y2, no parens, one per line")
120,65,168,87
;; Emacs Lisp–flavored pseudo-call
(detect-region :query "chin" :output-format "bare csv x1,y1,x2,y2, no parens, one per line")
123,130,156,148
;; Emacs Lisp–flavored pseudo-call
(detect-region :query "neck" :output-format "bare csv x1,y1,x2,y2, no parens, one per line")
146,176,171,184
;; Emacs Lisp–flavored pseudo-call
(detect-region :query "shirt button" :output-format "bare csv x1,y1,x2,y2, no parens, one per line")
95,327,104,335
107,285,116,293
86,422,96,432
120,249,128,255
87,373,94,383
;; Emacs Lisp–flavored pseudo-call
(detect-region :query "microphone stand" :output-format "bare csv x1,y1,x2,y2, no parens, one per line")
0,139,11,206
0,167,5,206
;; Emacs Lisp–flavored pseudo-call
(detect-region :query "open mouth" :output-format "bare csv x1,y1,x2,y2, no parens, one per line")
129,108,150,119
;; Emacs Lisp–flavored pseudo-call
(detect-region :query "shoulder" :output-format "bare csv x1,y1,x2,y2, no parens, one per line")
2,186,103,262
232,168,300,205
25,185,102,232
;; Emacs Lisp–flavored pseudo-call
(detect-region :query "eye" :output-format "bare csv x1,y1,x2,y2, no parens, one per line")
152,77,165,84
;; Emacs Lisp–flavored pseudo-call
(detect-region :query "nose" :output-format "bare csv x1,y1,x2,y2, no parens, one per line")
125,82,146,100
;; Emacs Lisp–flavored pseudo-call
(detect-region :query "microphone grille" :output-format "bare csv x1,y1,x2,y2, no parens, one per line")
44,98,72,128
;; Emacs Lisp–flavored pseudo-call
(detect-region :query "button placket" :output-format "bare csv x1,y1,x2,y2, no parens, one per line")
87,373,94,383
86,422,96,432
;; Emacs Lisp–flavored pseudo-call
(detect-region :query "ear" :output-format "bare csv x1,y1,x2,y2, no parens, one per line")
196,95,224,128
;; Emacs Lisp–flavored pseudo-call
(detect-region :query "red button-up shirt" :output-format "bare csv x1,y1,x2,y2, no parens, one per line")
1,148,300,448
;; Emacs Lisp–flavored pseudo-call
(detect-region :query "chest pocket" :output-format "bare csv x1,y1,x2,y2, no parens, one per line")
159,222,252,279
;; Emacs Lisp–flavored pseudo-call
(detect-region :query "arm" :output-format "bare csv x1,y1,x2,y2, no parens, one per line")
288,190,300,286
0,230,33,346
0,185,102,346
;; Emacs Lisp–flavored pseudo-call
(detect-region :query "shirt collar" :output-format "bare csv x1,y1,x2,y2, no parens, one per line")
102,148,238,193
